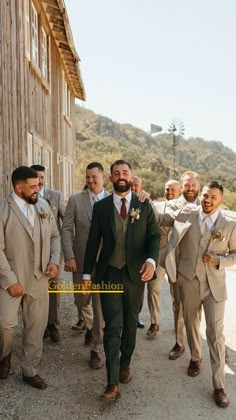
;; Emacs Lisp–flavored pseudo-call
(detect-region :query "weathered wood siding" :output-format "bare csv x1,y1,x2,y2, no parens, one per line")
0,0,76,197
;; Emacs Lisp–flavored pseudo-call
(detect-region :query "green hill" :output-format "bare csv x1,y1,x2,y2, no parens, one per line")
74,105,236,209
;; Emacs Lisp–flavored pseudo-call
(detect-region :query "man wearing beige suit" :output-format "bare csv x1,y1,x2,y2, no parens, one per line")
160,181,236,408
148,180,182,339
61,162,106,369
31,165,66,343
163,171,200,359
0,166,60,389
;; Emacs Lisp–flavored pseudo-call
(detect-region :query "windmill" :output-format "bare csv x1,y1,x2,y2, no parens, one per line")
168,117,185,177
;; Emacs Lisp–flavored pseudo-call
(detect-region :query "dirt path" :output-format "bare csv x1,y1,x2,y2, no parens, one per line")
0,271,236,420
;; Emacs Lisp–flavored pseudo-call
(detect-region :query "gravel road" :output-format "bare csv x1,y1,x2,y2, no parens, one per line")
0,270,236,420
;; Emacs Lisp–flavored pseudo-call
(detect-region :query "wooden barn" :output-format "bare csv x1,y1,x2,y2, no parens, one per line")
0,0,85,198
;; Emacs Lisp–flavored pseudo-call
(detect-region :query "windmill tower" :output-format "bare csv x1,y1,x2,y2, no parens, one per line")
168,117,185,177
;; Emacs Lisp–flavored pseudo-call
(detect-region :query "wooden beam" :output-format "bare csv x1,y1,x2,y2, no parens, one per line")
42,0,58,6
48,15,64,26
45,5,61,18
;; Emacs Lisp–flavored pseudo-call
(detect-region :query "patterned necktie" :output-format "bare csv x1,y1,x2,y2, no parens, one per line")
120,197,127,220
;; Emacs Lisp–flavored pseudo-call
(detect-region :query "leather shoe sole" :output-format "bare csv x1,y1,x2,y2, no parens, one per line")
146,324,159,338
169,344,185,360
187,359,201,377
214,389,229,408
100,385,121,401
23,374,47,389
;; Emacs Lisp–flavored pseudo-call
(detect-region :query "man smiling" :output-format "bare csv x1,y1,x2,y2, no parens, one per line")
161,181,236,408
83,159,160,401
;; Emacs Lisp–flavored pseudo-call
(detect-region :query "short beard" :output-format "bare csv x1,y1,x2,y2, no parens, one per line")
22,193,38,205
113,180,131,193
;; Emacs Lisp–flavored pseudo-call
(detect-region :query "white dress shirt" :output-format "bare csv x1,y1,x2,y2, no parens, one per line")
199,208,219,231
12,191,35,226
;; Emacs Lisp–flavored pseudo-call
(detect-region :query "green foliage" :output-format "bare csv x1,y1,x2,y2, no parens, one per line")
75,105,236,208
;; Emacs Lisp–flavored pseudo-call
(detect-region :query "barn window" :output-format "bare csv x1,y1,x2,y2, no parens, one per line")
63,71,72,123
31,3,39,66
41,27,48,80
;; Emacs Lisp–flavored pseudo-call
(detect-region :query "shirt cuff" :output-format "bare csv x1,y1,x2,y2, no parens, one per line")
146,258,156,269
83,274,91,280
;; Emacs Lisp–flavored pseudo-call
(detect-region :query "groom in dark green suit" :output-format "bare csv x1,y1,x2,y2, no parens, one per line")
83,160,160,401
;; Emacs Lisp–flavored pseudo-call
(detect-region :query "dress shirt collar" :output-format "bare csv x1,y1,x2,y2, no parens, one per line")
88,188,105,202
12,191,35,214
113,190,132,207
39,187,45,198
199,208,219,225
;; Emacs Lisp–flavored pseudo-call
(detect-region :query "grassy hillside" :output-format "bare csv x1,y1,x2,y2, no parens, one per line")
74,105,236,209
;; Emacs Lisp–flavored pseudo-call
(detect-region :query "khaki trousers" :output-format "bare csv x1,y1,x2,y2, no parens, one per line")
0,279,49,377
147,265,185,347
178,274,225,389
73,271,104,353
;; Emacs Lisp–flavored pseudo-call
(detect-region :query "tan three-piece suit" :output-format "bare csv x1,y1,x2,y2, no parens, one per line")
160,205,236,388
61,188,105,352
0,195,60,376
43,188,66,325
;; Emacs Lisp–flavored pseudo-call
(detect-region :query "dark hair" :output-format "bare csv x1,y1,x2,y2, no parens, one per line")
30,164,45,172
86,162,104,172
110,159,132,174
12,166,38,187
205,180,224,194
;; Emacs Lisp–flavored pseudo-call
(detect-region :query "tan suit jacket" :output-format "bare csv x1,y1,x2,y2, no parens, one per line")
161,206,236,302
44,188,66,234
0,195,61,293
61,189,108,272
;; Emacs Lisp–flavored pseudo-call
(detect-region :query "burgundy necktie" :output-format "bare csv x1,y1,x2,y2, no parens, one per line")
120,197,127,220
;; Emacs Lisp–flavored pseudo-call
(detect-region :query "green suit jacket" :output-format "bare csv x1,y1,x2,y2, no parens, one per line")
83,193,160,283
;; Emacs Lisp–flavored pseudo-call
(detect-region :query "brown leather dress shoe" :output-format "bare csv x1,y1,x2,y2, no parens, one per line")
119,367,132,384
84,329,93,346
214,388,229,408
90,351,103,369
0,353,11,379
100,385,121,401
23,374,47,389
169,343,185,360
48,324,60,343
187,359,201,377
72,319,86,332
146,323,159,338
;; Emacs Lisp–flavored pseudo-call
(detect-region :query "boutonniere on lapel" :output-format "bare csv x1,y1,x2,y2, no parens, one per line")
211,230,225,241
39,207,51,223
45,195,56,211
129,208,141,224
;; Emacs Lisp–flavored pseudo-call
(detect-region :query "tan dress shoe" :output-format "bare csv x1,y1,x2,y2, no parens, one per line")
119,367,132,384
100,385,121,401
214,388,229,408
23,374,47,389
168,343,185,360
187,359,201,377
146,324,159,338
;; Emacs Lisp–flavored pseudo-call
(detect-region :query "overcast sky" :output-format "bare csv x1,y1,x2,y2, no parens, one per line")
65,0,236,151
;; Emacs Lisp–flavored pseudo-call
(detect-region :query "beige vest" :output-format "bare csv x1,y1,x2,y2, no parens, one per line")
178,217,211,295
109,206,128,269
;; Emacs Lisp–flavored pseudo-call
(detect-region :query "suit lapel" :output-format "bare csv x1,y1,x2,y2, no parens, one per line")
106,194,116,238
8,195,33,239
82,189,93,221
